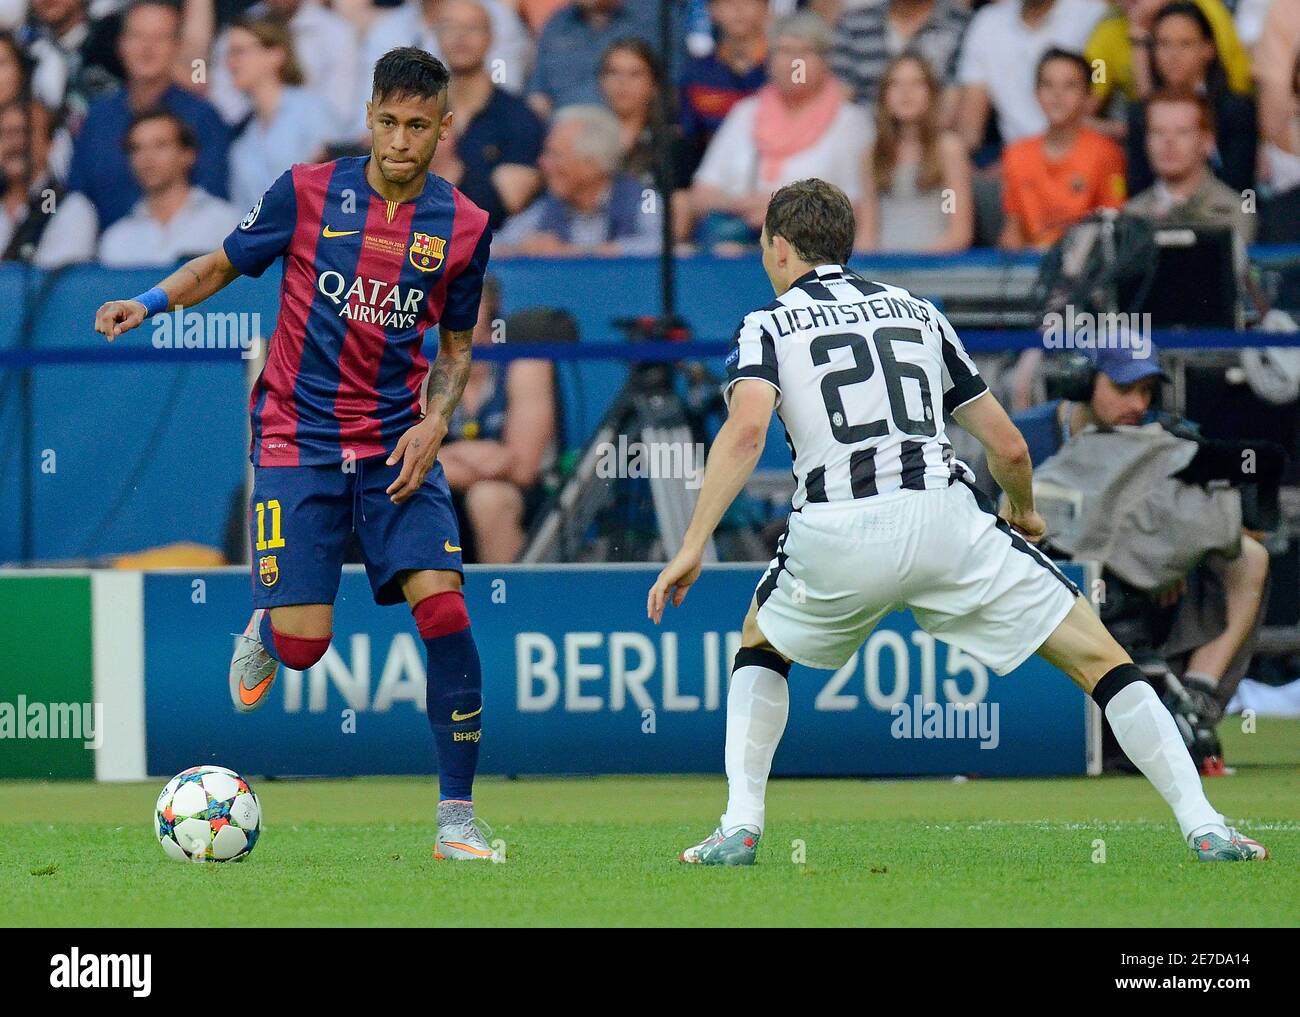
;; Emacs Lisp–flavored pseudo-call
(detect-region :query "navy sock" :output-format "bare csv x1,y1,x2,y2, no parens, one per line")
413,593,482,802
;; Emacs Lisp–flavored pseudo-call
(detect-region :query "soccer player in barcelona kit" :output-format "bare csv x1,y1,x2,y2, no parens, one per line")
94,49,496,861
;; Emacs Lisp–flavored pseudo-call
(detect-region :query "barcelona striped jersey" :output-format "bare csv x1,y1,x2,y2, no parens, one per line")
222,156,492,467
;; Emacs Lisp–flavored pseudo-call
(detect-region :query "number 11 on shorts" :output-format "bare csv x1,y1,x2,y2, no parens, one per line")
254,499,286,551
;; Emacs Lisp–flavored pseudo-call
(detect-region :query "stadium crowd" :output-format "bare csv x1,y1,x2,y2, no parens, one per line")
0,0,1296,264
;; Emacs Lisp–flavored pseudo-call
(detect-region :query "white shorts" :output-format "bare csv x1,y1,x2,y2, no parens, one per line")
754,481,1079,674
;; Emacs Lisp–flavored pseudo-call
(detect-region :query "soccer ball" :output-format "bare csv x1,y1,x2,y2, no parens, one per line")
155,765,262,862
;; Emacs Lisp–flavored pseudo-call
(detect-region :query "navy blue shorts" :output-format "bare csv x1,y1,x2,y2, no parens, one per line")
249,455,463,607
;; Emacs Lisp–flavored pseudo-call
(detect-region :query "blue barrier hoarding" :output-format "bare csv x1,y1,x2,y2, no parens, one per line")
143,564,1095,779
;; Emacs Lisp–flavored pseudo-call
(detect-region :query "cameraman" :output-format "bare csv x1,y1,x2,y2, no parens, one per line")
1011,345,1271,739
1016,345,1166,464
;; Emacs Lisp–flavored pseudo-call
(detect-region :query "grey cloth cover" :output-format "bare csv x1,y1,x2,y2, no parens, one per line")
1032,423,1242,592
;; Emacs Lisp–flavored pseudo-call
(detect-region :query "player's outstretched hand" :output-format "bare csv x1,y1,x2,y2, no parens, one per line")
386,415,448,504
647,546,703,624
1000,506,1047,543
94,299,148,340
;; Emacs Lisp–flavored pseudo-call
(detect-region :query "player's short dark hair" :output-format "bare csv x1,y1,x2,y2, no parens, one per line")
1036,47,1090,89
763,178,855,267
123,109,196,152
371,47,451,108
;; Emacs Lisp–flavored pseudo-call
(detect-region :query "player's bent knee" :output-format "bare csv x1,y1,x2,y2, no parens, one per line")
270,628,331,669
269,603,332,638
266,605,332,668
412,589,470,639
738,606,792,674
1037,596,1131,692
733,645,791,678
401,568,462,605
1090,662,1148,713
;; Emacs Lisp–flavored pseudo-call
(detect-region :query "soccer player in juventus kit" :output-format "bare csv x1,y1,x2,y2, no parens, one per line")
648,178,1267,866
94,49,495,861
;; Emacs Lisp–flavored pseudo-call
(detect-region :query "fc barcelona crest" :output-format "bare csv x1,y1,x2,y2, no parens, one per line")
258,555,279,587
408,232,446,272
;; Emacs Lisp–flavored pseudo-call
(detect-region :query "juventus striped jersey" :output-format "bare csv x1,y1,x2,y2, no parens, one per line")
722,264,988,510
222,156,492,467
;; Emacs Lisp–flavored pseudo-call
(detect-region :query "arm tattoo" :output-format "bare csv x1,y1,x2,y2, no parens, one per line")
425,326,475,423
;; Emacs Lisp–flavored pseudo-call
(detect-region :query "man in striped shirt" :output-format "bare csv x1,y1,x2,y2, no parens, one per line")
830,0,970,107
648,177,1267,867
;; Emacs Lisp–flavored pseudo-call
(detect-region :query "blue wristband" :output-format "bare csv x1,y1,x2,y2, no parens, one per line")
132,286,168,317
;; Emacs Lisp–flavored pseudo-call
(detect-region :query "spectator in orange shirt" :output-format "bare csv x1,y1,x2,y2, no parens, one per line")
1000,48,1127,250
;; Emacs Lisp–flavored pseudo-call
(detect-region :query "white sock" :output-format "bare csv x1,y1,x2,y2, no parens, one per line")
1104,681,1228,844
719,662,789,837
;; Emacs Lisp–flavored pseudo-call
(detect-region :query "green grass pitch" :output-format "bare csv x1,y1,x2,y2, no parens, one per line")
3,721,1297,927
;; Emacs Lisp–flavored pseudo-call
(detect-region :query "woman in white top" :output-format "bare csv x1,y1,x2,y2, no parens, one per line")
688,11,871,248
225,16,334,213
856,53,972,253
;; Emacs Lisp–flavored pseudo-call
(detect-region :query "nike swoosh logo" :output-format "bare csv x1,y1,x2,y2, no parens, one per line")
322,226,359,238
440,841,494,857
239,673,275,706
451,706,481,722
444,539,462,552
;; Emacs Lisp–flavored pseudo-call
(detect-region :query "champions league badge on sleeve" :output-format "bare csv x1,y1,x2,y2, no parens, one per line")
240,195,264,230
